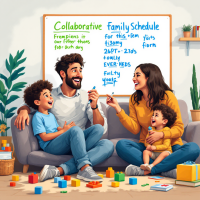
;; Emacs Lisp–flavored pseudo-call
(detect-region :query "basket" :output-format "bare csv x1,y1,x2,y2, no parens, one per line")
0,157,15,175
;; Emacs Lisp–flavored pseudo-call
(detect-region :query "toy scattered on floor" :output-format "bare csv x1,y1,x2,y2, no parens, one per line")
58,180,67,188
12,175,19,181
10,182,16,187
54,177,62,183
86,181,102,188
155,181,160,182
150,184,173,191
129,177,137,185
148,176,165,180
114,172,125,182
106,167,115,178
28,173,38,184
35,186,43,194
141,183,149,187
71,179,80,187
111,181,120,187
97,174,104,178
64,175,71,181
60,191,67,193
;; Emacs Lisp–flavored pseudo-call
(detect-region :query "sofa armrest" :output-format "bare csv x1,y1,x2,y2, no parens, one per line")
11,115,35,165
184,121,200,163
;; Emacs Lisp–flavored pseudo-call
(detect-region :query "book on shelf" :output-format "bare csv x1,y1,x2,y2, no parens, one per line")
0,150,12,159
192,25,200,37
150,184,173,191
175,179,200,187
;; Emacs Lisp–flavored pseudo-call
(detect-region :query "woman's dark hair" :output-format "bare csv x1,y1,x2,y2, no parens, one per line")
55,53,85,80
153,104,177,127
131,63,173,110
23,80,53,110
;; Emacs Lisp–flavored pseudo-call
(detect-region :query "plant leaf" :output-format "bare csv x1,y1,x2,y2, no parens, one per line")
6,95,19,105
9,54,14,69
0,80,7,95
0,93,7,105
5,59,12,74
11,67,25,81
5,127,10,131
0,74,8,88
5,112,15,119
0,103,5,113
18,49,25,60
7,77,12,89
13,58,26,70
10,82,27,92
5,107,17,118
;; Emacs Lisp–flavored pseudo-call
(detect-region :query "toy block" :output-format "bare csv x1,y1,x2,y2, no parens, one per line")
86,181,102,188
129,177,137,185
64,175,71,181
98,174,104,179
12,175,19,181
5,147,11,151
10,182,16,187
106,167,114,178
60,191,67,193
2,143,6,147
54,177,61,183
111,181,120,187
35,186,43,194
58,180,67,188
71,179,80,187
1,147,5,150
114,172,125,182
2,140,7,144
28,173,38,184
6,143,10,147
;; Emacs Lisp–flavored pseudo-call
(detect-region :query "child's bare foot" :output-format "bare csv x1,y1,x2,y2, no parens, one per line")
146,164,154,172
140,164,148,171
144,170,151,175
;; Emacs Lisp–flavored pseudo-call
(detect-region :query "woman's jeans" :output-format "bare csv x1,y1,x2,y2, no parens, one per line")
116,139,200,175
44,125,114,175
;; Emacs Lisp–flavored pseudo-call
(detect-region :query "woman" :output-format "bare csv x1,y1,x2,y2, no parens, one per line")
106,63,200,178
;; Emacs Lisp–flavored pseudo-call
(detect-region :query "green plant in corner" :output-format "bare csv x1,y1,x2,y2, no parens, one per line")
182,24,192,32
190,64,200,110
0,49,27,136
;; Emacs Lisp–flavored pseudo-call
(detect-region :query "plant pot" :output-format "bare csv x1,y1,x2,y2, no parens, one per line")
190,110,200,121
183,31,191,37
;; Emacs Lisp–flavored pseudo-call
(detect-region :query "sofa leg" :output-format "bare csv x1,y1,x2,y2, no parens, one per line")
23,165,29,173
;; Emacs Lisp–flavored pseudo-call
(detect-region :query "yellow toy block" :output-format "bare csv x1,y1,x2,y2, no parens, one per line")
111,181,120,187
2,143,6,147
2,140,7,144
177,163,200,182
12,175,19,181
98,174,104,178
106,167,115,178
71,179,80,187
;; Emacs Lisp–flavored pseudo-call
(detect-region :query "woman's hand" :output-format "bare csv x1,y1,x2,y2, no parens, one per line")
106,94,122,113
146,131,164,144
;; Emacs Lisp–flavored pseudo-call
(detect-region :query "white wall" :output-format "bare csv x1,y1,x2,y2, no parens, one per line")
1,0,200,136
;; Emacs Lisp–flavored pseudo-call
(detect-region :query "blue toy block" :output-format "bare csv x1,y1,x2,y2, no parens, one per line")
1,147,5,150
35,186,43,194
58,180,67,188
54,177,61,183
129,177,137,185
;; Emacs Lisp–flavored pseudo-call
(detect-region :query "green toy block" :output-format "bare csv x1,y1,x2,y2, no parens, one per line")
114,172,125,182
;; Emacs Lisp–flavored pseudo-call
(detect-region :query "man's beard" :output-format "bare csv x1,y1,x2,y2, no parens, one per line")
65,75,82,89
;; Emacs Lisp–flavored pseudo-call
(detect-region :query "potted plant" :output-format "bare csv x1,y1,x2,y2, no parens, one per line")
190,64,200,121
182,24,192,37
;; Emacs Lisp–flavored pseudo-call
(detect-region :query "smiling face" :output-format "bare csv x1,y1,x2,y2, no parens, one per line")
65,62,83,89
34,89,54,111
151,110,168,130
132,67,148,91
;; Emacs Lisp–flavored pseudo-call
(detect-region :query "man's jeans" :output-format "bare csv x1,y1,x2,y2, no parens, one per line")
44,124,114,175
116,139,200,175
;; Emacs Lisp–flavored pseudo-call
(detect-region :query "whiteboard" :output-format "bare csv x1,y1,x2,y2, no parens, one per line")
43,15,171,96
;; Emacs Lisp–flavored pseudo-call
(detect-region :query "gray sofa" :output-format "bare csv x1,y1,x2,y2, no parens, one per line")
11,100,200,173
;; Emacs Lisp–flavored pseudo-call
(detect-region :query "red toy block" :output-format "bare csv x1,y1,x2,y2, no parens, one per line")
10,182,16,187
64,175,71,181
86,181,102,188
5,147,11,151
28,173,38,184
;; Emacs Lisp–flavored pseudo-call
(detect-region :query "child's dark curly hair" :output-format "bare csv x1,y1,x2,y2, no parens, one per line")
55,53,85,80
23,80,53,110
152,104,177,127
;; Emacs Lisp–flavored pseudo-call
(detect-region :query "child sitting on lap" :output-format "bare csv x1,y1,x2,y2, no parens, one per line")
140,104,177,172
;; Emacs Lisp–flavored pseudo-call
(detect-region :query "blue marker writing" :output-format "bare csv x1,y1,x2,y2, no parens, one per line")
88,86,96,104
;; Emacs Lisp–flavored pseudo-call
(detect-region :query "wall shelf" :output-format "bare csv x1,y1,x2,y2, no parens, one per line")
179,37,200,56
